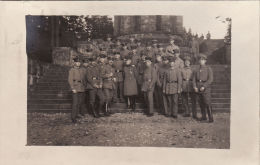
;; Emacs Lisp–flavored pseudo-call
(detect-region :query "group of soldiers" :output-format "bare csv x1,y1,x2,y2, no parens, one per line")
68,36,214,123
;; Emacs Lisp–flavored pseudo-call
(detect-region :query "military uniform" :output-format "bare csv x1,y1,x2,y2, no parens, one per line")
123,64,138,110
100,62,115,115
175,57,184,69
85,62,104,118
192,54,214,122
165,44,180,56
180,59,197,118
154,62,166,114
142,59,157,116
163,60,182,117
121,48,130,60
68,59,86,122
113,57,124,102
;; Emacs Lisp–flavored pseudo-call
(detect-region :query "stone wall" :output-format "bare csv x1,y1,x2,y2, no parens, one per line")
114,15,183,36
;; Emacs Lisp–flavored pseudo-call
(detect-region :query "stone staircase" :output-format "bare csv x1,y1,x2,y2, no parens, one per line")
28,64,231,113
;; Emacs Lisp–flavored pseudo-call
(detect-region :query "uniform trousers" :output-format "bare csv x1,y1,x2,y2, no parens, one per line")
181,92,197,116
143,87,155,114
72,92,84,121
89,88,104,106
103,88,114,104
196,90,211,118
114,81,123,100
165,94,178,116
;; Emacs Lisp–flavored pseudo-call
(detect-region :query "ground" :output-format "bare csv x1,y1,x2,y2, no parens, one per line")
27,112,230,149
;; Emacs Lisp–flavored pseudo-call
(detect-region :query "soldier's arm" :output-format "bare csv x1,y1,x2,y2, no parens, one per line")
163,72,166,93
177,69,182,93
86,70,96,88
68,69,74,91
151,67,158,86
203,66,214,88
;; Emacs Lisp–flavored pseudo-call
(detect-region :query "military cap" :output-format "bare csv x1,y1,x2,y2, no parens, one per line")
114,51,120,55
168,56,177,62
107,56,113,61
131,45,137,49
174,49,180,54
99,54,107,59
184,56,191,61
82,59,89,63
199,54,207,60
125,55,132,60
162,56,169,61
145,56,152,61
73,57,81,62
88,57,94,62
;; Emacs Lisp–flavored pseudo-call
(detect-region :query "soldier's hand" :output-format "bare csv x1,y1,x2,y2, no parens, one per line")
72,89,77,93
200,87,205,92
194,87,198,93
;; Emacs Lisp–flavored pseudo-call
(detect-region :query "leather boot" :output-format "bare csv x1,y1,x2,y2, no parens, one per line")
199,105,207,121
104,103,110,116
90,104,99,118
132,97,136,112
207,106,214,123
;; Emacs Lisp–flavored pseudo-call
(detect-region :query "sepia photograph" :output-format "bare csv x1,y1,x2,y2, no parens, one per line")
0,1,259,165
26,15,231,148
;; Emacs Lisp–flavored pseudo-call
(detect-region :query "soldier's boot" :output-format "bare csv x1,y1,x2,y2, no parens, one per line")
199,108,207,121
207,106,214,123
90,104,99,118
132,97,136,112
103,103,109,116
192,106,198,120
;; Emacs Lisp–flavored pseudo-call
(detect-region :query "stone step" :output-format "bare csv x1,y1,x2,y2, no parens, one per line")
28,92,230,99
34,84,231,90
27,102,230,110
39,77,231,83
27,107,230,113
32,88,231,94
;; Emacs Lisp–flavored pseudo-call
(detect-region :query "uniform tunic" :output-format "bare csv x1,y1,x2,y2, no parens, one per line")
68,67,85,92
131,53,141,66
175,57,184,69
123,65,138,96
181,66,193,92
121,49,130,60
163,67,182,95
142,65,157,92
113,59,124,82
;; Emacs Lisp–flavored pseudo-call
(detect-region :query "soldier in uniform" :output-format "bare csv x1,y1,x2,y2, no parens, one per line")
136,53,147,102
163,56,182,118
181,56,197,118
131,46,141,66
136,40,145,56
160,56,170,115
127,37,137,50
123,55,138,112
174,49,184,69
151,39,159,56
68,57,86,123
104,36,113,52
154,54,163,111
100,54,115,116
142,57,157,116
166,38,180,57
121,43,130,60
192,54,214,122
113,52,124,102
82,59,90,114
85,57,104,118
157,44,166,56
145,43,156,63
